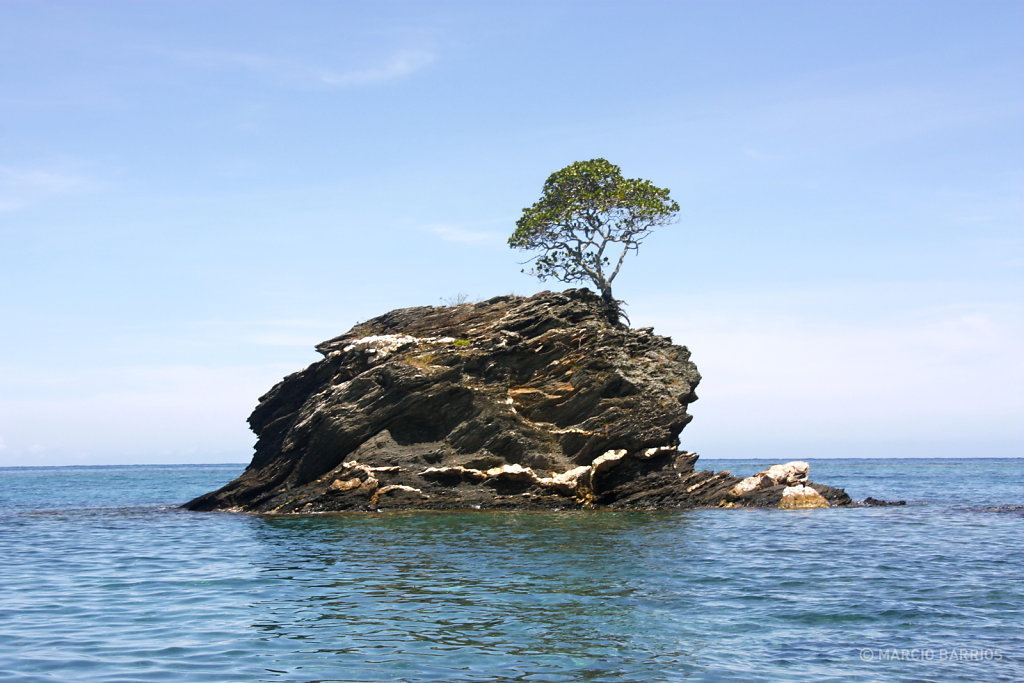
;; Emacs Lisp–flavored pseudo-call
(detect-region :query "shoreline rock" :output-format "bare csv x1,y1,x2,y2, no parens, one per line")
184,289,854,513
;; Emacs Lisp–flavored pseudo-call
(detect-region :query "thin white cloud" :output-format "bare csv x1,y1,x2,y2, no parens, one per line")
158,47,436,87
0,166,92,212
319,50,436,86
425,224,501,244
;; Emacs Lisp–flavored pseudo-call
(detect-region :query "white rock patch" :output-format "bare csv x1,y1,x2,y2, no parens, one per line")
340,334,457,360
727,460,811,497
778,484,830,509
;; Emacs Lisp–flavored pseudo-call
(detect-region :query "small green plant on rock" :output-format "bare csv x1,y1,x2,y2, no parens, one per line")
405,353,439,370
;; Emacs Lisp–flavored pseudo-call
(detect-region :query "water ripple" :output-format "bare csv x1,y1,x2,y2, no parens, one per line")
0,462,1021,681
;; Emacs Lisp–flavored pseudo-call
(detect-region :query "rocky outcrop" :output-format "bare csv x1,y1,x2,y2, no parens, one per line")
184,289,852,513
778,485,832,509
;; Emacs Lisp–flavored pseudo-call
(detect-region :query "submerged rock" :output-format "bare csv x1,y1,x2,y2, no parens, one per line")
862,497,908,506
184,289,852,513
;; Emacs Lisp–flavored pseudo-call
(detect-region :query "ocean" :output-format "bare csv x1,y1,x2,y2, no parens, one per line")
0,458,1020,682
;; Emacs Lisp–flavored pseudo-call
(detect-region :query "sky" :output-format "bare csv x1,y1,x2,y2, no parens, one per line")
1,0,1021,466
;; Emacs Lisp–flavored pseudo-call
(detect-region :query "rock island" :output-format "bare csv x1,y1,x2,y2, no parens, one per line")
184,289,851,513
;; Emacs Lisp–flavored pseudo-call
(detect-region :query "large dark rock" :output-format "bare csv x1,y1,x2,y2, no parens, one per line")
184,289,851,513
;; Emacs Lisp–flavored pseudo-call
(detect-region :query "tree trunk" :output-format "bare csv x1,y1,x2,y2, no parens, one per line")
599,286,622,326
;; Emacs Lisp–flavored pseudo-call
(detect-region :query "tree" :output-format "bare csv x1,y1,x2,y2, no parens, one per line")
508,158,679,325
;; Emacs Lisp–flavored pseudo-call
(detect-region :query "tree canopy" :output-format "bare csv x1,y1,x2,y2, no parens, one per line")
508,158,679,324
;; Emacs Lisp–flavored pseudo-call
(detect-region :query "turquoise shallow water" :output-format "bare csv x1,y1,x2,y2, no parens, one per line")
0,459,1020,682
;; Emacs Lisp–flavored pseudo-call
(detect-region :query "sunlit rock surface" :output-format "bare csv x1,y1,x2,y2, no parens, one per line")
184,289,852,513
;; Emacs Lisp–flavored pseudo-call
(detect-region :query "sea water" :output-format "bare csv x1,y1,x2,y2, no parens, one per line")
0,459,1020,682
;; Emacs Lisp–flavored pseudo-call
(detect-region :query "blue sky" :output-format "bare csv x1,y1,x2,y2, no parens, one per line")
1,0,1021,465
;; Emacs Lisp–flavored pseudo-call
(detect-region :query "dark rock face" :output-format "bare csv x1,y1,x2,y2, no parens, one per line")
184,289,851,513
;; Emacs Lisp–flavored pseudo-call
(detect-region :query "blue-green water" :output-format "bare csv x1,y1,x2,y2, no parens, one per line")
0,459,1020,682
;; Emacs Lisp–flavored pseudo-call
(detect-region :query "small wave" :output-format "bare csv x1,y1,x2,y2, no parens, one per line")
955,504,1024,516
22,505,173,517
